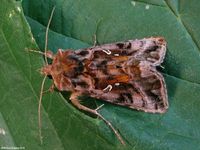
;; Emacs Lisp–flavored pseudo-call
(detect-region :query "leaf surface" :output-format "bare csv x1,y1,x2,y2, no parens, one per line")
1,0,200,150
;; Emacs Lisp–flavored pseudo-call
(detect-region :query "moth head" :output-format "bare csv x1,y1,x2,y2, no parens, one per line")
40,65,52,76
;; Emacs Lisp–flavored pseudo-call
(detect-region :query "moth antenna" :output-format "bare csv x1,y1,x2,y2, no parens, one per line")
95,104,104,111
27,49,54,59
44,6,56,64
38,75,47,144
38,6,56,144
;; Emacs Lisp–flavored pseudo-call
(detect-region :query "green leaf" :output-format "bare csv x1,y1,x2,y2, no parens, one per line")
1,0,200,150
0,0,67,149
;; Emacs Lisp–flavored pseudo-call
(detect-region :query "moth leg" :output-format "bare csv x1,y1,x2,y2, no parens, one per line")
38,75,48,144
95,104,105,111
42,84,55,94
70,92,125,145
44,6,56,64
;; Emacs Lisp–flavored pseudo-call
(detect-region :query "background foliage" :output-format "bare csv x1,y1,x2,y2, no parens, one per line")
0,0,200,150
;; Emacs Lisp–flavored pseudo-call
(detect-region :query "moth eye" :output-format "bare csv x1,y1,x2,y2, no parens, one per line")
47,75,52,79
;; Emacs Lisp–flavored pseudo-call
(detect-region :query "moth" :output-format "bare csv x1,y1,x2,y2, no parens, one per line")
30,8,168,146
34,36,168,145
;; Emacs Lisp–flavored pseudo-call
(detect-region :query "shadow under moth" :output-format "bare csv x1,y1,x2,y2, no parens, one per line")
31,8,169,146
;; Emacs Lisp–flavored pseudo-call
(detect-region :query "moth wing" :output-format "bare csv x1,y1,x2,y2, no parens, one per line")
128,61,168,113
93,61,168,113
127,37,167,66
91,37,166,66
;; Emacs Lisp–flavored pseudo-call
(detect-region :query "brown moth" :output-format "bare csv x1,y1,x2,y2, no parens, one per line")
31,8,168,146
43,37,168,113
37,36,168,145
